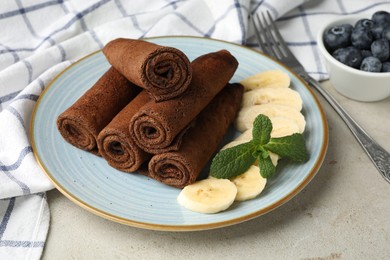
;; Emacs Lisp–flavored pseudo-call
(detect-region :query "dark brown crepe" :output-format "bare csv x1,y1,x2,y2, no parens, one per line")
57,67,141,155
97,91,151,172
148,83,244,188
103,38,192,101
129,50,238,154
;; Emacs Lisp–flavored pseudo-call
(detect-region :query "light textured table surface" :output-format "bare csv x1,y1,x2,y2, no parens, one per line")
42,81,390,260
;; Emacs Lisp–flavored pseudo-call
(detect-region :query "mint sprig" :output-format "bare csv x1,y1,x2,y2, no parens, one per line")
252,113,272,145
257,152,276,179
209,141,257,179
264,133,308,162
210,114,309,179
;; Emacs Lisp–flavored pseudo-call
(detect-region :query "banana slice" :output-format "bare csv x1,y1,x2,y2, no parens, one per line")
231,165,267,201
221,139,245,150
241,87,302,110
221,129,252,150
235,104,306,133
240,70,290,91
234,128,252,142
270,117,301,138
177,178,237,214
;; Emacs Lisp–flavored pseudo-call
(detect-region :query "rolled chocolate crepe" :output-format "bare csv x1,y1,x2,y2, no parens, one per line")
129,50,238,154
103,38,192,101
57,67,141,155
148,83,244,188
97,91,151,172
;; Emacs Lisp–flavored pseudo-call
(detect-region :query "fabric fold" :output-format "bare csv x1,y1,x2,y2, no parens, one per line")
129,50,239,154
56,67,141,155
97,91,151,172
148,83,244,188
103,38,192,101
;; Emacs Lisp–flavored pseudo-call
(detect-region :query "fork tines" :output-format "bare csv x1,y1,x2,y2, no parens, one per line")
252,11,289,60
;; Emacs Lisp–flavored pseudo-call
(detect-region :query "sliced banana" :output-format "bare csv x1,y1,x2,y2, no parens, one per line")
177,178,237,214
240,70,290,91
230,165,267,201
221,139,246,150
221,129,252,150
234,128,252,142
235,104,306,133
241,87,302,110
269,117,301,138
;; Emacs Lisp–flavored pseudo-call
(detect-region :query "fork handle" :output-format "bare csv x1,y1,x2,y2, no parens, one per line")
304,75,390,183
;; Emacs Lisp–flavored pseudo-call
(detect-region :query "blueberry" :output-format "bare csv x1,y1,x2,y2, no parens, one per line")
360,56,382,72
383,27,390,41
351,28,373,49
382,61,390,72
355,19,375,30
323,24,353,51
361,49,372,59
332,46,363,68
324,11,390,73
371,38,389,61
370,24,386,39
372,11,390,25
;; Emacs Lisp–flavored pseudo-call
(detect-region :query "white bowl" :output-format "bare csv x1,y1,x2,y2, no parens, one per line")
317,15,390,102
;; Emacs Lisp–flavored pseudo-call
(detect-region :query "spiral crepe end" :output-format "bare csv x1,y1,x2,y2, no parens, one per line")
131,114,170,150
144,47,192,101
148,154,195,188
57,117,98,155
98,134,140,172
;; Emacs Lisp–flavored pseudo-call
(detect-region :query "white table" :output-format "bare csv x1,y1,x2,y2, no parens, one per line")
42,81,390,259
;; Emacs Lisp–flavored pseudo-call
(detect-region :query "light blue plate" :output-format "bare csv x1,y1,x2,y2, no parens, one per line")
31,36,328,231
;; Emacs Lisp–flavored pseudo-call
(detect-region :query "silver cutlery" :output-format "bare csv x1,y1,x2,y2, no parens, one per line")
251,11,390,183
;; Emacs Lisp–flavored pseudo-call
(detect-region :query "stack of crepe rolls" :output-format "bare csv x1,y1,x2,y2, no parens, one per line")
177,70,306,214
57,38,243,188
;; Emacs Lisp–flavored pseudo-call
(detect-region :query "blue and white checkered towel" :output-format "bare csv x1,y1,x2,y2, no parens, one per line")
1,0,389,259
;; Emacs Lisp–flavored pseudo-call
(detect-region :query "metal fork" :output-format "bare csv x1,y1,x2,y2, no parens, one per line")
252,11,390,183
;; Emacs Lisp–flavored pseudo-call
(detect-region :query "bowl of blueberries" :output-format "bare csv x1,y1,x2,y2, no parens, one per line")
317,10,390,102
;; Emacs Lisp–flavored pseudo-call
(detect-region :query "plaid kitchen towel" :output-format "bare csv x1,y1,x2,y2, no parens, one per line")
1,0,389,259
249,0,390,81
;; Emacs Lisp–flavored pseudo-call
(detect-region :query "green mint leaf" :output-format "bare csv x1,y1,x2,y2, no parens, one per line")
210,141,257,179
254,146,269,159
264,133,309,162
258,153,276,178
252,114,272,145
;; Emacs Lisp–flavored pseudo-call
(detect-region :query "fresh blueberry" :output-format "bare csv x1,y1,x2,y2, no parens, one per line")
324,11,390,73
361,49,372,59
371,38,389,61
370,24,386,39
372,11,390,25
355,19,375,30
360,56,382,72
323,24,353,51
332,46,363,68
351,28,373,49
382,61,390,72
383,27,390,41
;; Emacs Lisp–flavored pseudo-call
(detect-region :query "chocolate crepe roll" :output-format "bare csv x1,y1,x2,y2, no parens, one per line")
148,83,244,188
57,67,141,155
97,91,152,172
103,38,192,101
129,50,238,154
